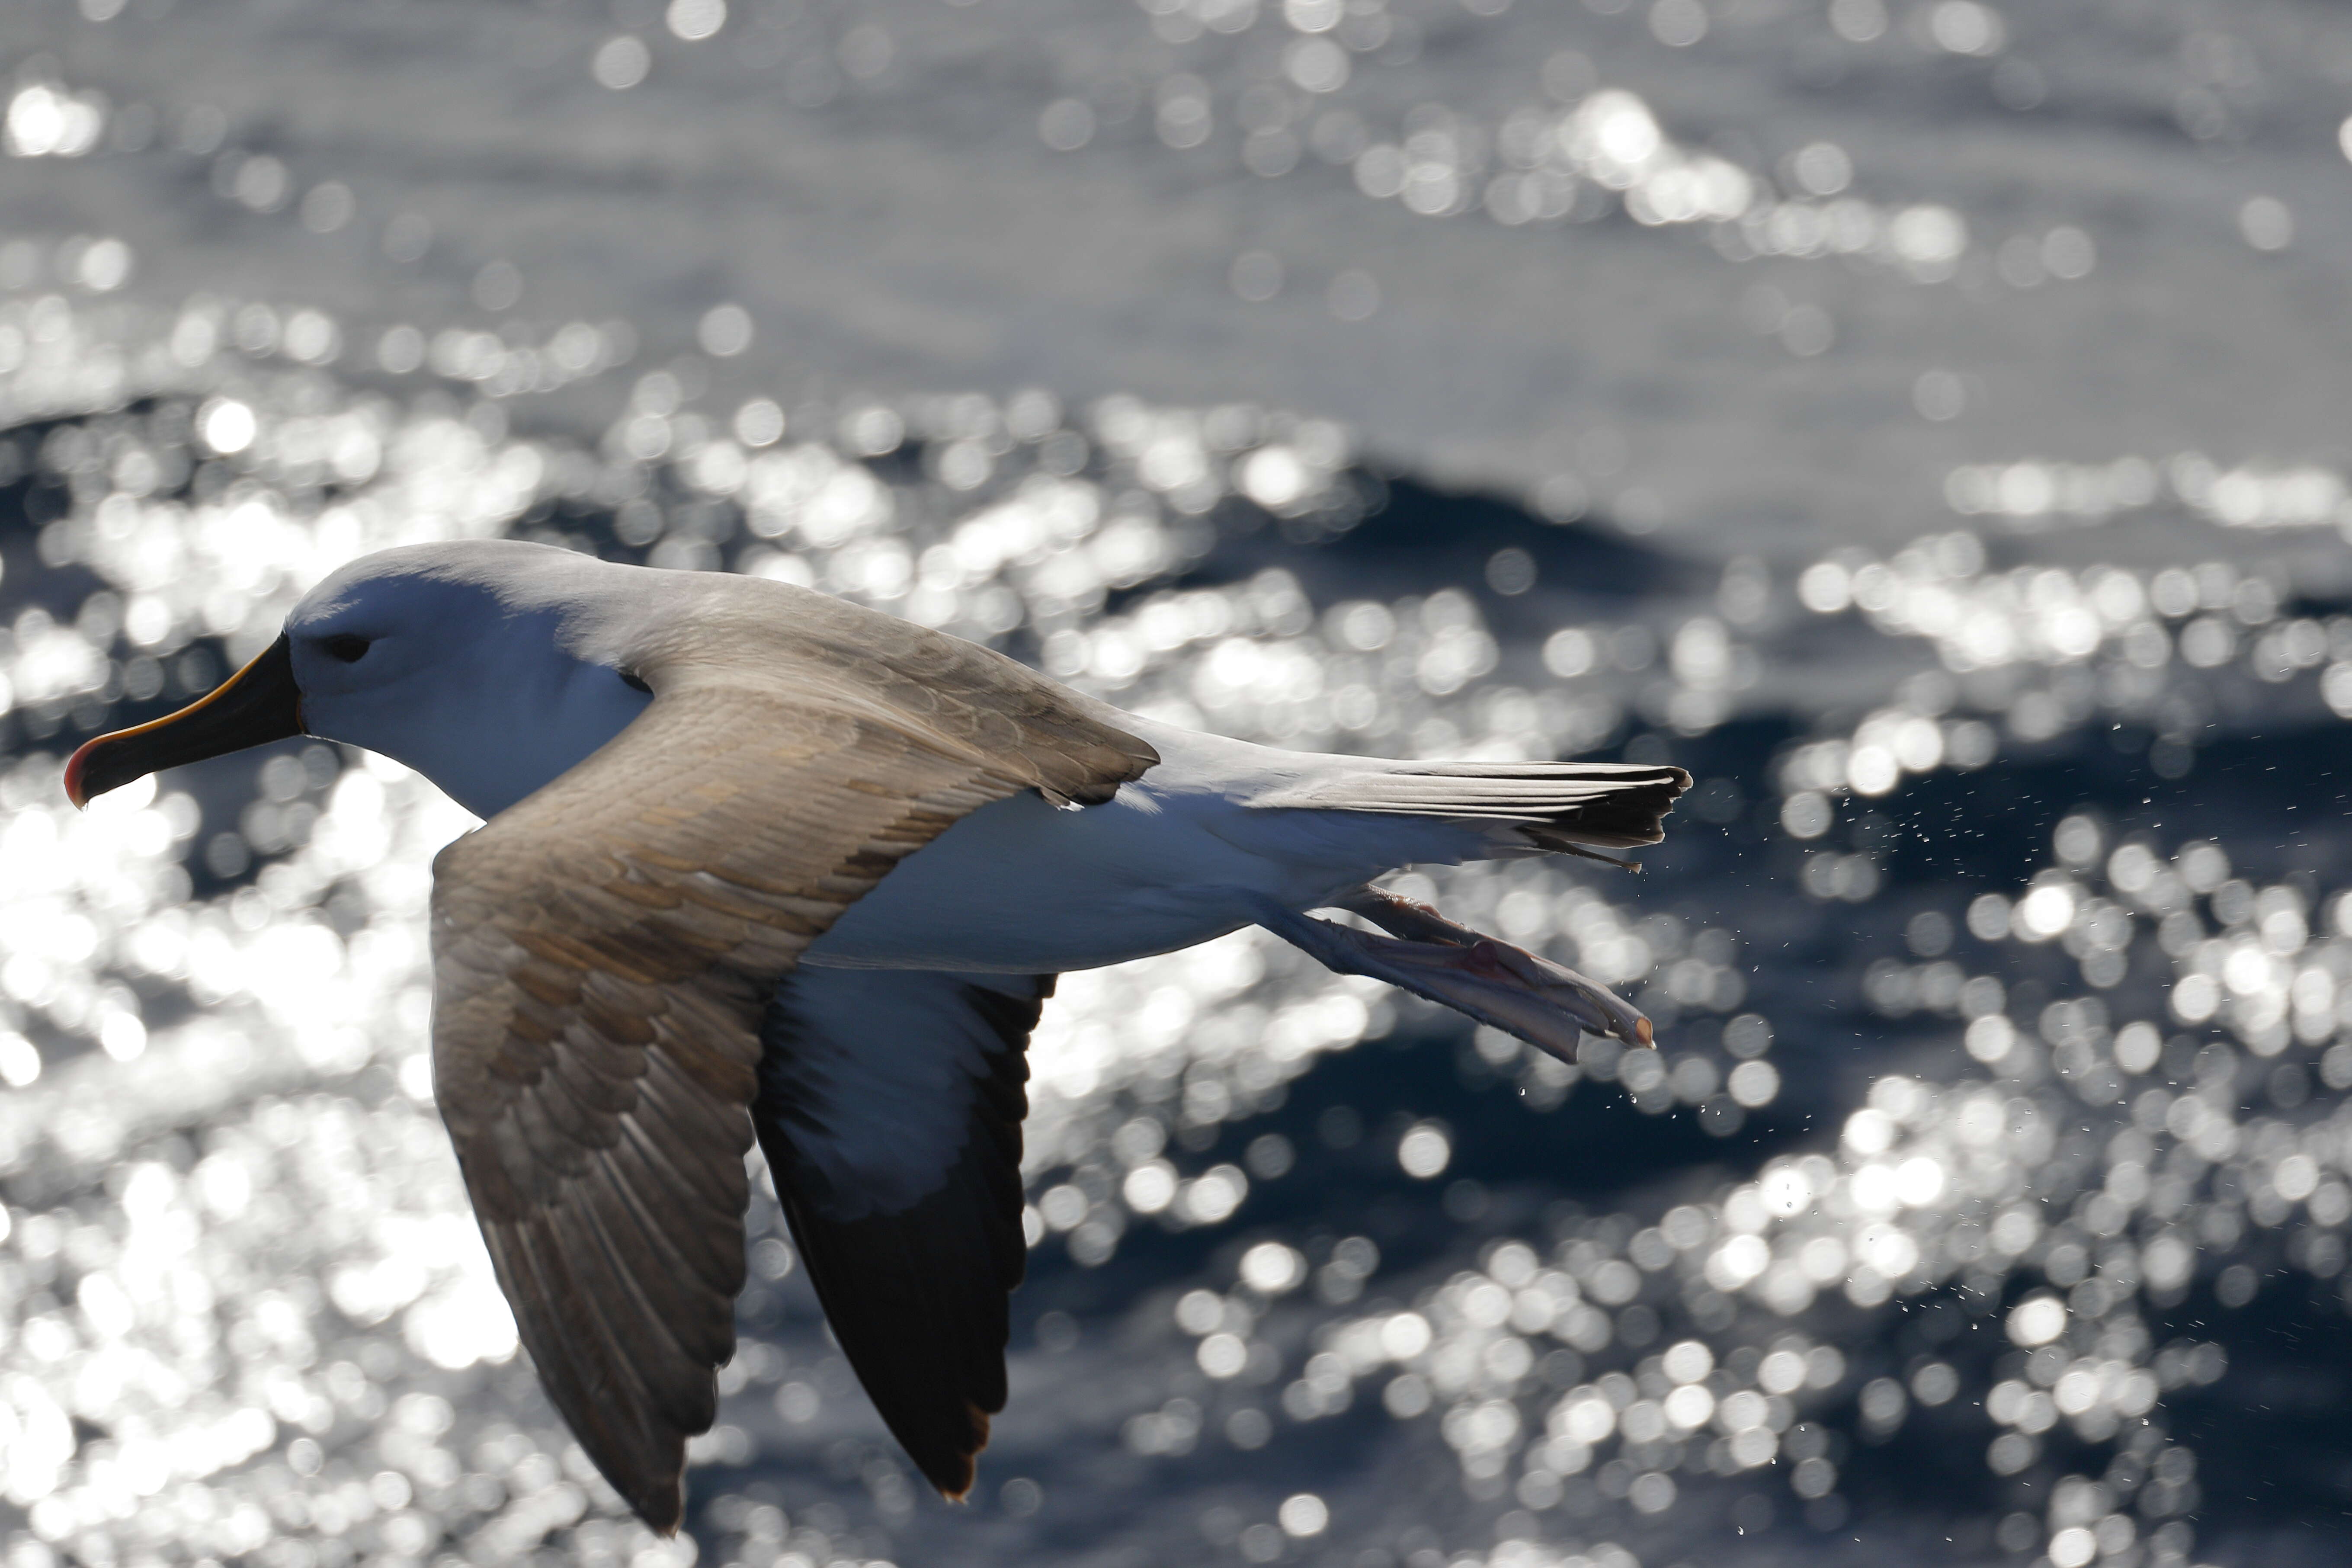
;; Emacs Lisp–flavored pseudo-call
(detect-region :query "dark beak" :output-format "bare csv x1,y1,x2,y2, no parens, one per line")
65,634,305,808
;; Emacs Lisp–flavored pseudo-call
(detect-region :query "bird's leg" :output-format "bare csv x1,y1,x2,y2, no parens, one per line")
1339,885,1654,1052
1332,885,1490,946
1250,888,1653,1066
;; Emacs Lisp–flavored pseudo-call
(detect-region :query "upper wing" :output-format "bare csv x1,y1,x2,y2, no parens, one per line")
755,966,1048,1497
428,667,1150,1533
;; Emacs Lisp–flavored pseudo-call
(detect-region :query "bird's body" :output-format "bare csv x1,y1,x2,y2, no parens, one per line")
65,540,1688,1533
804,719,1502,975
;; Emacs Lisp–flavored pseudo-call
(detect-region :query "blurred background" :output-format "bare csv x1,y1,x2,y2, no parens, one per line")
3,0,2352,1564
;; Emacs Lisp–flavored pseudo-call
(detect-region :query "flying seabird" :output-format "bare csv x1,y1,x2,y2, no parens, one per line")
65,540,1687,1531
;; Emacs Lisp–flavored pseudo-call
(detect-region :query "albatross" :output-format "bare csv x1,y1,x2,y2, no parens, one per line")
64,539,1687,1531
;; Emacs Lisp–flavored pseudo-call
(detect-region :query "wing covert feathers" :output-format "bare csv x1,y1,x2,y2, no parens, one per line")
429,654,1150,1533
635,581,1159,809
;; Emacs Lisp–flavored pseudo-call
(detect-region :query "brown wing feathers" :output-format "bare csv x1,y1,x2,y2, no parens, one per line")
429,666,1153,1532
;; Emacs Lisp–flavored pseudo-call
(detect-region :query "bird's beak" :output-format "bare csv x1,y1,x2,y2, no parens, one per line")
65,634,304,809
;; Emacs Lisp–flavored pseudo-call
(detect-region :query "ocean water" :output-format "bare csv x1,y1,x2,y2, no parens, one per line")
3,1,2352,1565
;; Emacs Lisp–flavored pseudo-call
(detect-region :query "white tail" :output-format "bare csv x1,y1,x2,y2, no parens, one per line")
1250,760,1691,851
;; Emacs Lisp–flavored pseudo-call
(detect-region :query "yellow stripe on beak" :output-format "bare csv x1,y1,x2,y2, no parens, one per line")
65,634,305,808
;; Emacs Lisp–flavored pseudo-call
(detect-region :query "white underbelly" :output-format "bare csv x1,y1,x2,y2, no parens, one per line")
801,779,1449,974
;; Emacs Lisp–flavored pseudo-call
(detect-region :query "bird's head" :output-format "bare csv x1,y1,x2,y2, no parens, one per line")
67,541,656,820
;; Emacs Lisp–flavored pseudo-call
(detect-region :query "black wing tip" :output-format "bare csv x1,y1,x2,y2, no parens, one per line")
916,1404,991,1501
617,1457,687,1535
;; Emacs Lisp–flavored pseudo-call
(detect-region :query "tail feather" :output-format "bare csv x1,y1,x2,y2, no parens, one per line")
1252,760,1691,850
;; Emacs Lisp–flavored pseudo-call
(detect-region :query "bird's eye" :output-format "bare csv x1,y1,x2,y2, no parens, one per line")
323,635,372,664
